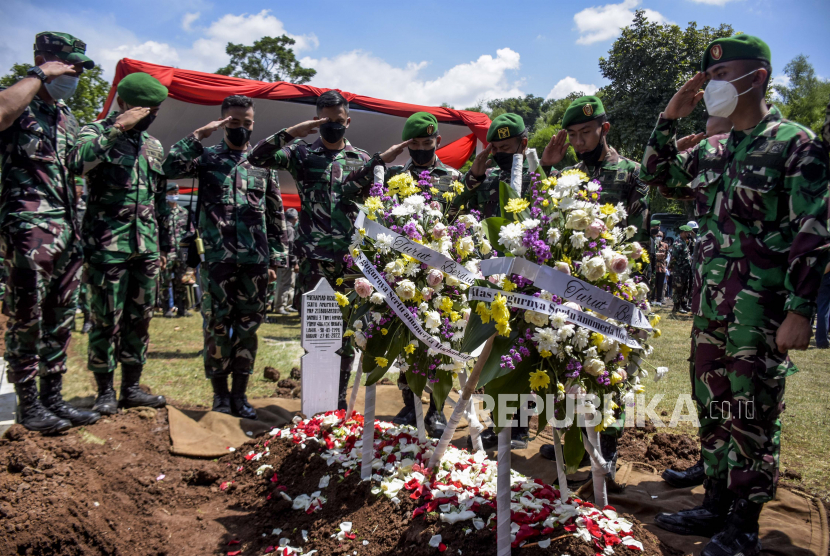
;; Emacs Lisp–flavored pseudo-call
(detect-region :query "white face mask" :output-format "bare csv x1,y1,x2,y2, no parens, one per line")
703,69,759,118
43,74,79,100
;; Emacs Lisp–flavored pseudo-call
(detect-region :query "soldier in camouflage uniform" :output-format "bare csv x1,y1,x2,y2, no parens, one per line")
70,72,171,415
456,113,534,219
160,183,192,318
640,36,829,556
383,112,457,439
0,32,100,433
537,96,650,484
669,225,693,313
274,208,298,315
163,95,288,419
249,90,407,409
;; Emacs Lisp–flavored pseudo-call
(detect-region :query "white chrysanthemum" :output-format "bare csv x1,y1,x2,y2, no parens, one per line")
523,219,540,230
558,324,575,341
547,228,561,245
404,261,421,277
615,202,628,220
550,312,568,329
531,327,558,352
464,259,480,275
403,194,426,212
556,173,584,189
370,292,385,305
395,279,416,300
573,328,590,350
570,231,587,249
385,259,405,277
424,310,441,331
391,204,414,217
586,181,601,192
375,233,394,255
624,225,637,239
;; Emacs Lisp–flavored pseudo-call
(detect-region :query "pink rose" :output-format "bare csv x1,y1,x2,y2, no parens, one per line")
426,269,444,287
617,369,628,382
421,287,433,301
629,242,643,259
430,201,441,211
564,301,581,311
355,278,374,298
554,261,571,275
586,219,606,239
432,222,447,239
610,254,629,275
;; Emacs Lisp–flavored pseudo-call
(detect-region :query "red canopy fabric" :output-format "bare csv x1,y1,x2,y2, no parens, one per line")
100,58,489,169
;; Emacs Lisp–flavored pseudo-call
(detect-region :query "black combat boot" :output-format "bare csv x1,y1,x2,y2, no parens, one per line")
118,364,166,409
700,499,763,556
230,373,257,420
177,303,192,318
392,386,416,426
424,396,447,438
600,433,623,492
39,374,100,426
210,376,231,414
92,372,118,415
511,426,529,450
663,457,706,488
468,426,499,450
655,478,736,537
14,381,71,434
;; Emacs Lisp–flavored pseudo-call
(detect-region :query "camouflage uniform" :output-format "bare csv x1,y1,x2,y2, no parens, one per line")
163,135,288,377
457,159,533,218
387,157,462,214
75,192,89,324
69,111,172,373
640,106,830,503
275,221,297,311
249,130,381,406
159,203,191,312
669,237,692,310
0,90,83,383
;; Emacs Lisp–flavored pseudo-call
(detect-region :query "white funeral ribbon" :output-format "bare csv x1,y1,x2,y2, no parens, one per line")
496,427,512,556
412,390,427,444
353,250,474,363
480,257,651,330
551,429,569,501
354,211,477,286
457,370,485,452
361,383,377,480
510,154,524,196
345,352,364,419
468,286,641,349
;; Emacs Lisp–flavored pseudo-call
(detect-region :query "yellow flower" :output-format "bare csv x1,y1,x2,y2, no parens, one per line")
358,228,366,237
504,198,530,214
387,173,419,198
608,272,618,283
449,310,461,322
610,371,623,385
430,187,439,195
335,292,349,307
364,196,384,216
600,203,616,216
495,321,511,336
344,329,354,337
539,349,552,358
491,294,510,323
381,328,388,336
440,296,453,313
619,344,632,358
501,278,516,292
336,278,344,286
591,332,605,347
540,177,557,191
351,248,360,259
600,231,614,241
451,180,465,194
561,168,589,182
650,314,661,327
541,199,550,207
591,193,598,200
375,357,388,368
404,343,416,354
557,383,565,393
640,251,650,264
529,369,551,391
653,328,662,339
476,303,492,324
442,191,455,202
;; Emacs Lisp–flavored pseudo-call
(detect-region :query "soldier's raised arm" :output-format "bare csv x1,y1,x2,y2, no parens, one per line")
162,117,231,180
0,61,76,132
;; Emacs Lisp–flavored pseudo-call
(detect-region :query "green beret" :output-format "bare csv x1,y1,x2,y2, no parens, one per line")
117,72,168,108
701,35,771,72
679,225,692,232
487,113,525,143
402,112,439,141
562,96,605,129
650,220,661,226
34,32,94,69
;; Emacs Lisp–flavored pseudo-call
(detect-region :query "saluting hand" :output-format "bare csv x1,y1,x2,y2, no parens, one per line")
286,118,327,139
676,132,706,152
469,143,493,177
115,107,151,131
664,73,707,120
380,139,412,164
194,116,232,141
540,129,570,167
39,60,79,80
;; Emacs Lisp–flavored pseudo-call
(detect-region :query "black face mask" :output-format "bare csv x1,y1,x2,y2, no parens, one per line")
226,126,252,147
492,151,519,173
575,132,606,167
132,113,156,132
408,147,435,167
319,122,347,144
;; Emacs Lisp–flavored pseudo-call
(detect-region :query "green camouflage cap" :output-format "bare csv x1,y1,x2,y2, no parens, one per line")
117,72,168,107
562,96,605,129
487,113,525,143
34,32,94,69
650,220,661,226
402,112,439,141
679,225,692,232
701,35,771,72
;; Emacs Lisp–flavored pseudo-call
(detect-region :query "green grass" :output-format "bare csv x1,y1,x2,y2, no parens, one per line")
62,305,830,500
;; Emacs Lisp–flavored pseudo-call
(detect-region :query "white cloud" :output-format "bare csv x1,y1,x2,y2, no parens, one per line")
546,77,599,100
686,0,739,5
574,0,673,45
300,48,524,108
182,12,200,32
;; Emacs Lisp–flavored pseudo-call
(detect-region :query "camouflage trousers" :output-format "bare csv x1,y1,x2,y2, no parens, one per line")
1,221,82,383
692,317,792,503
86,254,160,373
298,258,353,408
159,259,189,311
275,266,295,310
672,272,691,309
201,261,269,378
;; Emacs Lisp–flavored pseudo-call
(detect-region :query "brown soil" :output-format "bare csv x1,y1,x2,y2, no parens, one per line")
617,421,701,472
0,409,674,556
263,367,281,382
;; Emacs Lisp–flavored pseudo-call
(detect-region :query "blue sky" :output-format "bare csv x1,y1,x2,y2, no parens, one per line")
2,0,828,108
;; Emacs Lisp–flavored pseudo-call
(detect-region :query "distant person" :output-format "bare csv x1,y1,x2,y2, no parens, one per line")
275,208,299,315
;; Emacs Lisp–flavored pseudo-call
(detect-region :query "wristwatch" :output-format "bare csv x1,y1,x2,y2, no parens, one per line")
26,67,48,82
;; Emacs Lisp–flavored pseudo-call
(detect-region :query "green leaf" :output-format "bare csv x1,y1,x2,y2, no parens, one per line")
362,321,401,359
405,367,428,397
430,370,453,412
483,364,533,434
563,425,586,475
475,328,530,388
459,300,496,354
365,324,407,386
480,216,512,255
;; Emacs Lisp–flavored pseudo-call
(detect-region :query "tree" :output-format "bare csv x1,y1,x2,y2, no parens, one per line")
598,11,734,162
773,54,830,134
1,63,110,125
216,35,316,84
485,94,555,134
